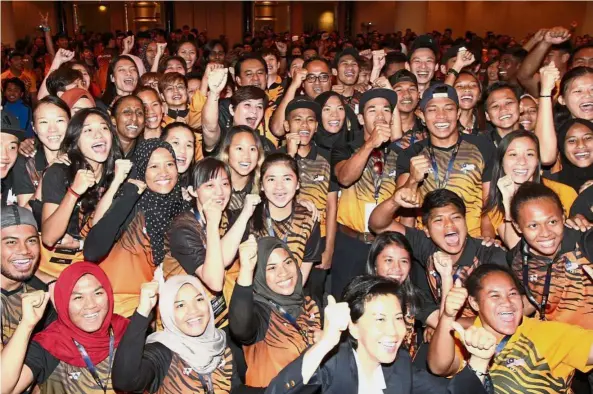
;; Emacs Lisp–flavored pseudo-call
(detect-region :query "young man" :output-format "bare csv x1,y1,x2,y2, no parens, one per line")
381,52,408,78
2,78,34,138
1,205,54,345
395,83,496,238
405,35,439,96
1,52,37,104
498,46,528,87
1,112,23,207
570,43,593,68
453,71,482,135
483,81,521,146
389,70,425,150
331,48,362,110
111,95,146,160
330,88,399,299
368,188,507,318
281,97,338,307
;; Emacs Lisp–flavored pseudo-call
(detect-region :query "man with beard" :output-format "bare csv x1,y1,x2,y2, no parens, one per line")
405,35,439,96
331,48,362,111
1,205,54,345
389,70,426,150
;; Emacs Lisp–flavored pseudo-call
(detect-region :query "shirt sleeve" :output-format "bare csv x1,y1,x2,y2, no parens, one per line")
404,226,436,268
228,283,270,345
24,341,60,384
570,187,593,221
303,222,322,263
472,135,496,183
542,320,593,373
167,216,207,275
330,140,353,168
395,145,416,177
11,155,35,195
41,164,69,205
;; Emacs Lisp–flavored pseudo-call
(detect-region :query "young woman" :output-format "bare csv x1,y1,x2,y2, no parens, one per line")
112,276,256,394
201,40,227,68
218,125,264,211
485,131,577,248
39,108,123,278
13,96,70,210
176,40,199,73
555,66,593,127
266,275,491,394
366,232,439,357
161,122,196,190
428,264,593,393
101,55,139,108
313,91,351,150
2,262,129,394
250,153,322,283
519,94,538,132
548,119,593,192
453,71,482,135
83,139,184,317
229,236,321,388
163,158,259,327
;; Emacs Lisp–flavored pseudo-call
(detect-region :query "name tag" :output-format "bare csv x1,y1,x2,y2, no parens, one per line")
364,203,377,233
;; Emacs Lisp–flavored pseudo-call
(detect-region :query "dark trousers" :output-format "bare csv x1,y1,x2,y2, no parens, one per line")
330,230,372,301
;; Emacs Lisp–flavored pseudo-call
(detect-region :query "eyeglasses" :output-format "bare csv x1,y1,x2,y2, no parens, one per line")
305,73,330,83
370,149,383,176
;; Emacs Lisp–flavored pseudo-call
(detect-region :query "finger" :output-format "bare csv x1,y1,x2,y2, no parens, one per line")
327,295,336,306
454,278,462,288
451,321,465,339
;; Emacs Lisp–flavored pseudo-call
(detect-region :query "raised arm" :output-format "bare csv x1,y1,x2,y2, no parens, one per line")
202,66,228,150
269,68,307,138
368,185,420,234
92,160,132,225
535,62,560,166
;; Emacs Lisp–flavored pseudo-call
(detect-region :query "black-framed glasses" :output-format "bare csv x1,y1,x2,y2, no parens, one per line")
305,73,330,83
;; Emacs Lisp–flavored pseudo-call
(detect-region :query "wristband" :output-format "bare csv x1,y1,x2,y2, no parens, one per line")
539,94,551,98
447,68,459,77
68,187,81,199
78,239,84,251
40,26,51,32
468,365,489,377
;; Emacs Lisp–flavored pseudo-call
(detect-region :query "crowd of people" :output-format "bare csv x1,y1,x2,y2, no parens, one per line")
1,14,593,394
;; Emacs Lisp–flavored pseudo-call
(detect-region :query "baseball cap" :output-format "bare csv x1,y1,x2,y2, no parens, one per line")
409,35,439,59
333,47,362,68
419,83,459,111
1,205,38,231
388,69,418,87
285,97,321,119
1,111,25,141
359,88,398,112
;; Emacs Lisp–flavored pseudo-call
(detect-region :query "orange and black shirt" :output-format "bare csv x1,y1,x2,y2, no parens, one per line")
396,133,495,237
509,228,593,328
332,134,399,233
112,313,245,394
228,284,321,388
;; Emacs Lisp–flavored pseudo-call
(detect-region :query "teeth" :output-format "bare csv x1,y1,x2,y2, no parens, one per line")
177,158,186,164
401,99,412,104
435,123,450,129
513,169,527,175
13,259,31,265
48,136,62,142
520,120,531,126
126,125,138,130
575,152,590,159
328,120,340,126
299,130,310,136
538,239,555,248
239,162,251,168
84,313,98,319
277,279,292,287
580,102,593,110
499,114,512,120
156,179,170,185
461,95,473,100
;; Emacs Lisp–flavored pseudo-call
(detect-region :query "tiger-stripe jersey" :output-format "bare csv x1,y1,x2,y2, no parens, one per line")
396,133,494,237
509,229,593,329
332,135,399,233
455,317,593,394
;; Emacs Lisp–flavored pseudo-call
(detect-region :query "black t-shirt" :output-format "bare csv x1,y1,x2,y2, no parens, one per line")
1,170,16,206
41,163,81,237
13,150,47,196
570,186,593,221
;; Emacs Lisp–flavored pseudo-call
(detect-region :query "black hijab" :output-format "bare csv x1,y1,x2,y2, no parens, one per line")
131,139,184,265
253,237,304,317
314,91,353,150
556,118,593,192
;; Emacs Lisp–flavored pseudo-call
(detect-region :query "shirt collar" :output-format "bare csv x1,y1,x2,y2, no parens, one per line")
295,143,318,161
352,348,386,394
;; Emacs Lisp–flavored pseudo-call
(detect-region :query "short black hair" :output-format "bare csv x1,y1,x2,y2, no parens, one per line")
510,182,563,223
303,56,332,71
502,46,528,62
230,86,269,109
465,264,523,300
46,66,83,96
8,51,24,61
2,77,25,93
484,81,520,104
234,53,267,79
190,157,230,189
569,44,593,68
342,275,406,349
421,189,466,225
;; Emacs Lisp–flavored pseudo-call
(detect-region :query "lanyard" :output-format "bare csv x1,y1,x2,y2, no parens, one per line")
267,299,309,344
431,264,464,301
73,329,114,394
495,335,511,356
427,136,462,189
265,204,291,243
521,241,554,321
196,373,214,394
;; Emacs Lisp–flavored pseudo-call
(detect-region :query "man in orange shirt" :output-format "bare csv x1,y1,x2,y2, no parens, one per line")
1,52,38,105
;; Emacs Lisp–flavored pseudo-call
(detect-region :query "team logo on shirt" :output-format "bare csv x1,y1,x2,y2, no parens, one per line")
183,367,193,376
460,163,476,173
505,358,526,370
529,274,538,283
69,372,81,380
565,261,579,273
388,170,396,177
313,175,325,182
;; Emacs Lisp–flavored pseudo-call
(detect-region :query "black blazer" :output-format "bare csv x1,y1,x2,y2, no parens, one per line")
265,341,487,394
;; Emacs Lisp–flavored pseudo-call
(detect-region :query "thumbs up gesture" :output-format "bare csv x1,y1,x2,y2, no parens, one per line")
451,321,496,361
321,295,351,347
443,279,468,319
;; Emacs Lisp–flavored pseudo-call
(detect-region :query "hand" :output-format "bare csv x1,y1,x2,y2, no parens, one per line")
453,48,476,70
241,194,261,218
57,233,81,250
451,321,496,361
298,198,319,222
366,123,391,149
533,28,548,43
202,197,224,225
478,236,503,248
497,174,516,204
443,279,468,318
331,84,345,94
156,42,167,57
70,169,96,195
122,36,135,53
207,67,229,94
565,214,592,232
433,251,454,278
39,12,49,29
319,249,333,270
393,187,421,208
127,179,147,194
372,76,392,89
321,295,351,347
409,155,432,183
539,61,560,96
354,83,370,93
275,41,287,56
238,235,258,273
54,49,76,66
181,187,192,202
18,138,36,158
372,50,386,69
21,290,50,329
311,328,323,344
359,49,372,60
137,281,159,317
580,180,593,194
48,153,71,167
544,27,571,45
113,159,133,183
423,326,435,343
286,132,300,157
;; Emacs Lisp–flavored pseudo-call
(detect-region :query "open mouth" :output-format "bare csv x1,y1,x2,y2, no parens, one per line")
580,102,593,112
11,258,33,272
379,341,398,353
84,312,99,320
123,77,135,86
444,231,459,246
498,310,515,323
176,157,187,166
519,120,532,127
48,135,62,143
186,316,205,327
245,117,258,127
512,168,528,176
147,116,158,123
499,114,512,121
574,151,591,161
537,238,556,249
91,141,107,154
401,98,412,104
460,95,474,102
387,273,403,282
276,278,293,288
238,161,252,169
155,178,172,186
434,122,450,130
299,130,311,137
417,71,429,77
172,94,182,100
328,120,341,127
126,125,139,132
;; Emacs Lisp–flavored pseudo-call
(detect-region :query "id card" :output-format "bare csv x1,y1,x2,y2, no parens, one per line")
364,203,377,233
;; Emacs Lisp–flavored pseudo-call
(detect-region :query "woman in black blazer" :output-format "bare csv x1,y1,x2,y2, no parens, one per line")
265,275,492,394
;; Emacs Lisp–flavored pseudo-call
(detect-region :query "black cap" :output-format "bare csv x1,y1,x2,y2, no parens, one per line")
333,47,361,68
285,97,321,119
409,35,439,59
1,111,25,141
419,83,459,111
388,69,418,87
359,88,398,112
